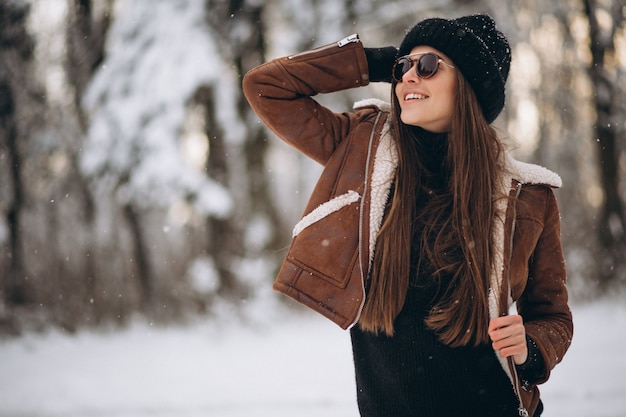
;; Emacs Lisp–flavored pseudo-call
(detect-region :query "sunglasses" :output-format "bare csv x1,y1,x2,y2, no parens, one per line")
392,52,455,82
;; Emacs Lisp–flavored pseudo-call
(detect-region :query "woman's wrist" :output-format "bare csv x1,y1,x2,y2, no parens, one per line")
515,335,546,386
364,46,398,83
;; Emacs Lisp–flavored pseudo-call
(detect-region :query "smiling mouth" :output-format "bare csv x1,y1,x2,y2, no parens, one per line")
404,92,429,101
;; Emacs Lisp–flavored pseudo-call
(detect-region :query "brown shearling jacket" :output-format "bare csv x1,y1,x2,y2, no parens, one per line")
243,35,573,416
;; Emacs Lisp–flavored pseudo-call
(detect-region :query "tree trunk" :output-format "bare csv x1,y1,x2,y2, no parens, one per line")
1,81,25,307
203,0,286,297
0,2,38,330
583,0,626,287
65,0,113,128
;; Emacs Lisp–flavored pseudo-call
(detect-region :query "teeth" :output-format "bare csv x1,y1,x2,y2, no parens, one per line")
405,93,427,101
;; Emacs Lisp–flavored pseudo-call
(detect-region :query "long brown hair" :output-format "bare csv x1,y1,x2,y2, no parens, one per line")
358,70,505,347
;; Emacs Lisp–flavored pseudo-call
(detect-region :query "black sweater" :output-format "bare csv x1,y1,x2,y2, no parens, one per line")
350,128,523,417
350,287,521,417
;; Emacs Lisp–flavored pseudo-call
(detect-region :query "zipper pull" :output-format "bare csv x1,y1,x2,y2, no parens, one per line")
337,33,360,47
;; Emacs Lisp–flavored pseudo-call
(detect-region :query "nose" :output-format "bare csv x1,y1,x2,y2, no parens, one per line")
402,64,420,83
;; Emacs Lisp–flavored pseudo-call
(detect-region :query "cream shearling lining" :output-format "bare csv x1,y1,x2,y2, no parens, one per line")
292,190,360,237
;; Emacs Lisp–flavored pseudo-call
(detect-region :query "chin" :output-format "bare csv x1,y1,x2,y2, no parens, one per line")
400,115,420,127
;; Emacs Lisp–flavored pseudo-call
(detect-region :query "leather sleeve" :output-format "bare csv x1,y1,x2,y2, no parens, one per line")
518,187,573,385
242,36,370,165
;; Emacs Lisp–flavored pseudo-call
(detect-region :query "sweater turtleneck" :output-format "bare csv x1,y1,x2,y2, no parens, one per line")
410,126,448,149
410,126,449,178
408,127,450,201
409,126,452,290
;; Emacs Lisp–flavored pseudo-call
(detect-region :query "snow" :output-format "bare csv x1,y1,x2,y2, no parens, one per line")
79,0,233,217
1,300,625,417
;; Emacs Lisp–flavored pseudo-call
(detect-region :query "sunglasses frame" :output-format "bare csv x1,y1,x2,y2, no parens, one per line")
392,52,455,82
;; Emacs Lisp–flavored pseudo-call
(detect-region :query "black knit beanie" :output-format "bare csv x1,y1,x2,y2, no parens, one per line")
398,14,511,123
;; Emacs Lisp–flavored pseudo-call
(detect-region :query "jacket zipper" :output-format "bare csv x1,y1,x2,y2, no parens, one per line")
506,181,529,417
337,33,360,47
349,110,383,329
288,34,360,60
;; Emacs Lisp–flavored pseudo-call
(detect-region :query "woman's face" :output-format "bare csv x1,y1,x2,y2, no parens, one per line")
394,46,457,133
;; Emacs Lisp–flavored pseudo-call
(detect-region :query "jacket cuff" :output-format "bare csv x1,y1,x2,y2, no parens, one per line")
364,46,398,83
516,335,547,389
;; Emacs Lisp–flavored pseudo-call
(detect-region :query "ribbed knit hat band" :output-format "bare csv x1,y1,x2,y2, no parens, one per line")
398,14,511,123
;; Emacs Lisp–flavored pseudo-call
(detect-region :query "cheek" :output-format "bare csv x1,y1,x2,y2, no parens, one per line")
445,80,458,107
434,84,456,113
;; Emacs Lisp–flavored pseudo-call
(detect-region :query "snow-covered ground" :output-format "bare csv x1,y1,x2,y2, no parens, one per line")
1,299,625,417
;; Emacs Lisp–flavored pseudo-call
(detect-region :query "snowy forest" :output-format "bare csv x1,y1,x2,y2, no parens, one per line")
0,0,625,335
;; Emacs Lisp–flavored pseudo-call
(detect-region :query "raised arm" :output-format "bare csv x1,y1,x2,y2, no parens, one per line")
242,35,373,164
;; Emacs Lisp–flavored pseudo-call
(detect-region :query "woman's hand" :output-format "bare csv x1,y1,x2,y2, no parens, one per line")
488,315,528,365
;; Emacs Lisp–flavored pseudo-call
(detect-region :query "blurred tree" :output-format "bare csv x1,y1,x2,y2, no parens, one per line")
0,0,50,333
0,0,115,333
65,0,112,128
583,0,626,288
0,0,35,313
513,2,601,293
203,0,277,299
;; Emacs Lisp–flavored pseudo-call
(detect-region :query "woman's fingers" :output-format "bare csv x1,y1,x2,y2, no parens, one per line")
488,315,528,365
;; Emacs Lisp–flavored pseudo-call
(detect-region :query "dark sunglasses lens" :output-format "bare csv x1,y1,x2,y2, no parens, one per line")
393,54,442,81
393,57,413,81
417,53,439,78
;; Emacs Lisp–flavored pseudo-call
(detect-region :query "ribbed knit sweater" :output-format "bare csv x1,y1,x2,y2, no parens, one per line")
350,287,521,416
350,128,521,417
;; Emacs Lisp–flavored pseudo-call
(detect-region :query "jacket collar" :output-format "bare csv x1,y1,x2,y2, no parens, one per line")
354,98,391,112
502,152,562,188
355,99,562,189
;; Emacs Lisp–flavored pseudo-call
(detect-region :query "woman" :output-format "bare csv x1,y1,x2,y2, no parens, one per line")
243,14,573,417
